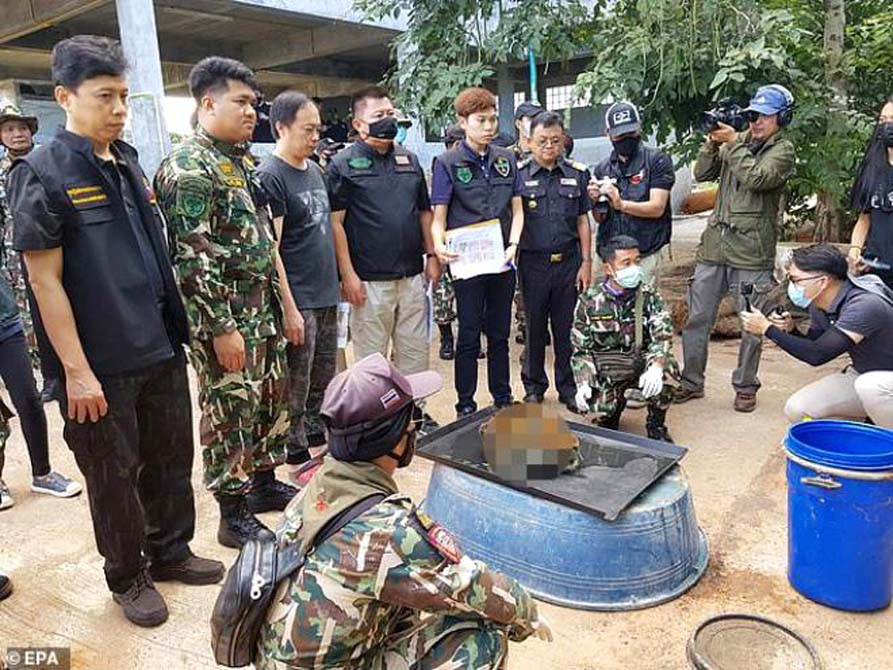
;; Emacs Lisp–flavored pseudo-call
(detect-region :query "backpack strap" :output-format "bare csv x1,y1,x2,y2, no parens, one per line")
276,493,387,579
634,289,644,352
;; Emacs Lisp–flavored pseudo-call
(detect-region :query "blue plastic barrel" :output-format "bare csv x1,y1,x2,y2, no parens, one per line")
423,463,708,610
786,420,893,611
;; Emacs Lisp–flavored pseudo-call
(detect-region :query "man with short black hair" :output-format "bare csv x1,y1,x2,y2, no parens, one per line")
9,35,223,627
571,235,676,441
156,56,304,549
258,91,338,486
741,244,893,428
328,85,439,430
517,112,592,409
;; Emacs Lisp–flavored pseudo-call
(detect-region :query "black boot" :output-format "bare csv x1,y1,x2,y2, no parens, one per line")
438,324,454,360
247,470,299,513
646,407,674,443
597,399,627,431
216,494,275,549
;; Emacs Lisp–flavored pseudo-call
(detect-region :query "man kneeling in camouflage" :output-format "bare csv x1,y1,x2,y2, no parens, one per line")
571,235,676,442
256,353,551,669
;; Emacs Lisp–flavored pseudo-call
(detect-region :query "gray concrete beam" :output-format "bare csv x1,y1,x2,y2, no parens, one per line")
0,0,108,43
241,23,391,71
229,0,407,32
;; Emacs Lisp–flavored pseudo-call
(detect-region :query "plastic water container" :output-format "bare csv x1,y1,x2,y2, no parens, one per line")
423,463,708,610
786,420,893,611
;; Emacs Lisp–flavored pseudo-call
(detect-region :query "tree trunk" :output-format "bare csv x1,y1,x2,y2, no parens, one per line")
814,0,847,243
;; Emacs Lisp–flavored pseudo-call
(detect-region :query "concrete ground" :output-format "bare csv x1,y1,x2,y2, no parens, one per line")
1,216,890,669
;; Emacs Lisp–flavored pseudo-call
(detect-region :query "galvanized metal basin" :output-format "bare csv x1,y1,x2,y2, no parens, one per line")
423,463,709,611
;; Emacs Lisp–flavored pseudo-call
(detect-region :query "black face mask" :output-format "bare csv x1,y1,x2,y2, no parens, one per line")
368,116,399,140
389,428,416,468
882,122,893,148
611,136,640,160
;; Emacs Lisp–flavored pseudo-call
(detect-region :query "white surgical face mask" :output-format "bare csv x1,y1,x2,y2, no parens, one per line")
614,264,643,289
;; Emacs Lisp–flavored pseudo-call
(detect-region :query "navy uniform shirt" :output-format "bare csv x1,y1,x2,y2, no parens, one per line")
430,141,523,244
327,140,430,282
517,156,591,253
592,144,675,256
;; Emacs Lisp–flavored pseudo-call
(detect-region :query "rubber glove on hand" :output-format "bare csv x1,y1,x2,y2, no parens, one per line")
575,383,592,412
532,615,554,642
638,364,664,399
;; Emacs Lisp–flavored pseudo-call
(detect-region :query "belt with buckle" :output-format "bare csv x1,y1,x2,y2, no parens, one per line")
549,253,564,263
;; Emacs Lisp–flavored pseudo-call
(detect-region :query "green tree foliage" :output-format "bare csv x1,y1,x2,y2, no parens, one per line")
354,0,591,130
576,0,893,239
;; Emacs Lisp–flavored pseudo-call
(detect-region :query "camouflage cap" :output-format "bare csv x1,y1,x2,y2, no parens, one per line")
321,353,442,430
0,102,38,135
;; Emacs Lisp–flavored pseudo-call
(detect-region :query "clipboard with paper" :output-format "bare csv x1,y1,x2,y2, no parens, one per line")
445,219,511,280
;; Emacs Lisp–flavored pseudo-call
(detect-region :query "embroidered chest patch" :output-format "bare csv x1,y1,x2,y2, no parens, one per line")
494,156,510,178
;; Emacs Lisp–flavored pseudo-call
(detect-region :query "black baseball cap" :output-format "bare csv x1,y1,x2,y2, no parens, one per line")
514,101,545,121
604,101,642,139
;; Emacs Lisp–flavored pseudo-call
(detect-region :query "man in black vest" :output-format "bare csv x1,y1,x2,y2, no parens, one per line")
7,35,223,628
588,101,675,286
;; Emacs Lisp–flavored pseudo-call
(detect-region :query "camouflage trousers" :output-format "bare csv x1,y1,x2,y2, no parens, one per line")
190,333,289,494
286,306,337,465
588,372,675,419
513,273,526,335
373,616,508,670
433,273,456,326
5,261,39,369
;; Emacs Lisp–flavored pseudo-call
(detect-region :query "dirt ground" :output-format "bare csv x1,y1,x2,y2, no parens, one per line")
1,216,890,669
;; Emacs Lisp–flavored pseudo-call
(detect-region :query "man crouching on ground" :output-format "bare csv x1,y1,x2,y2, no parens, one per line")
256,352,552,669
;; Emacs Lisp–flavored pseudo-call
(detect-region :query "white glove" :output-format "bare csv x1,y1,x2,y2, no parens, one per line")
575,383,592,412
532,615,554,642
638,364,664,399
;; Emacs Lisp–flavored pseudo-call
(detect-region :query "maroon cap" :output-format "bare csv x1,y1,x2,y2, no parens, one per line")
321,353,442,429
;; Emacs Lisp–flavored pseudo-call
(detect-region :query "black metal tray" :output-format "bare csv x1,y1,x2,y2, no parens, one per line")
417,407,687,520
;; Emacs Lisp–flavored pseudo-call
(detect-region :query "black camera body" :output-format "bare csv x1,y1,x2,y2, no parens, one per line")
698,98,749,134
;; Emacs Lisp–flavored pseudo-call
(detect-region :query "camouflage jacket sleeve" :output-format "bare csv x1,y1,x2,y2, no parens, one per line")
375,507,540,642
571,288,607,387
643,287,674,367
154,149,237,338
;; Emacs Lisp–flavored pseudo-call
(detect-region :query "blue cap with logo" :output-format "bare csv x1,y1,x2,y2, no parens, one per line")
744,85,794,117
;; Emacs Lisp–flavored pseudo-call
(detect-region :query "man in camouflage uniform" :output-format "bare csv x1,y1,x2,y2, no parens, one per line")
0,103,40,372
571,235,675,442
256,353,551,669
155,57,304,549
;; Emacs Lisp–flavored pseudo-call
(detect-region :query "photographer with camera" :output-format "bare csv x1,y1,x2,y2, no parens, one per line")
676,85,796,413
588,101,676,286
740,244,893,429
848,97,893,288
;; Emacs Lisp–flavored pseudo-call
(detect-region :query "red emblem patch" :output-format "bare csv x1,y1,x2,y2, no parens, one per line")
630,172,643,185
315,499,328,512
427,524,462,563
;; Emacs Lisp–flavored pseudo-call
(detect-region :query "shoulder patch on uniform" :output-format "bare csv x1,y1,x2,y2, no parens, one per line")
394,154,411,166
174,173,212,219
571,160,588,172
518,156,532,169
348,156,373,170
494,156,511,178
414,509,462,563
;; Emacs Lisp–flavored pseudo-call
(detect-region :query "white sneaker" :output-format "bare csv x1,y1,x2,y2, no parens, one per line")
0,479,14,510
31,471,82,498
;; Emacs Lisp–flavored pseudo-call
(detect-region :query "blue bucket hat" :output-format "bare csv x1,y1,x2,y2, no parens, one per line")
744,85,794,117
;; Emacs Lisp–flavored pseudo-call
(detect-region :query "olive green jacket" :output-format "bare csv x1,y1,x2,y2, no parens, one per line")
694,130,796,270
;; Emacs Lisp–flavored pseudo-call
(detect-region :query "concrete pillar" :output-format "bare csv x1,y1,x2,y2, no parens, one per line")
115,0,170,177
496,64,514,136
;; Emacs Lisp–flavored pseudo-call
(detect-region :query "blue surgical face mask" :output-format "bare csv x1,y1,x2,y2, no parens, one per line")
395,126,408,145
614,264,643,289
787,281,813,308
